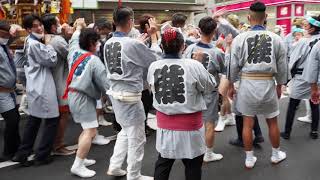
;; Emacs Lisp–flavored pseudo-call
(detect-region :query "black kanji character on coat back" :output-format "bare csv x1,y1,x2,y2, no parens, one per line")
154,64,186,104
105,42,123,75
247,34,272,64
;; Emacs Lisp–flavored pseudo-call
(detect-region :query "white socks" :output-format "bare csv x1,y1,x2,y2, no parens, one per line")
246,151,254,160
71,157,96,178
272,147,280,156
72,156,84,168
206,147,213,153
245,151,257,168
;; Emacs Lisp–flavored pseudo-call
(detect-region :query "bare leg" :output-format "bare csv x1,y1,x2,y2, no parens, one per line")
205,122,215,148
76,128,97,159
266,117,280,148
243,116,254,151
224,97,232,114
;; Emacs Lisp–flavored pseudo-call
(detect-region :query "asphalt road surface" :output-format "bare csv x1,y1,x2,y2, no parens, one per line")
0,96,319,180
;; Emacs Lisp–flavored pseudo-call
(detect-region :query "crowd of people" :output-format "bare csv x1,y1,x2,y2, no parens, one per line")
1,1,320,180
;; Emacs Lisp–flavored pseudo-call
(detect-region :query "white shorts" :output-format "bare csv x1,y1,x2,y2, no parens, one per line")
96,99,103,109
243,110,280,119
81,120,99,129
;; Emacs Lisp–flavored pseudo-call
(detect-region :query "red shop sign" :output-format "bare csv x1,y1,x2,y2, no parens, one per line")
277,4,292,18
277,19,292,35
295,4,304,16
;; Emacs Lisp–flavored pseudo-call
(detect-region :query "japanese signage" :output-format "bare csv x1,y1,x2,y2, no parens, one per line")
71,0,98,9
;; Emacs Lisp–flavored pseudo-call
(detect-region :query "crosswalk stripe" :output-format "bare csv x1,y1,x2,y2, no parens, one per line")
0,135,116,169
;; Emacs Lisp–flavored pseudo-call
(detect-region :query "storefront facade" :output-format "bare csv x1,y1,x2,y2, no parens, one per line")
71,0,206,24
214,0,320,35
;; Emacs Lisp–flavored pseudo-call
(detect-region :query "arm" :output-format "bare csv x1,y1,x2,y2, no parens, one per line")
275,38,289,85
68,30,81,58
29,42,57,67
150,34,163,56
92,58,110,94
227,37,240,83
304,42,320,104
129,40,159,69
217,18,239,38
302,42,320,84
196,63,216,94
51,36,68,60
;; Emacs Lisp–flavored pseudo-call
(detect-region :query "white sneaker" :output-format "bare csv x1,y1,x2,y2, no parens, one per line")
203,152,223,162
104,105,114,113
245,156,257,169
98,116,113,126
19,94,29,115
271,151,287,164
106,168,127,176
71,165,96,178
297,115,312,123
83,159,96,167
138,175,154,180
224,114,236,126
92,134,110,145
215,116,226,132
19,106,29,115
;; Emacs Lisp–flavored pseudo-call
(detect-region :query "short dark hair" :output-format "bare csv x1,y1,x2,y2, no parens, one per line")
0,20,10,32
79,28,100,51
23,14,42,29
161,28,184,54
198,16,217,36
41,13,57,34
172,13,187,27
94,18,113,30
249,1,266,21
113,6,134,27
250,1,266,12
139,13,154,31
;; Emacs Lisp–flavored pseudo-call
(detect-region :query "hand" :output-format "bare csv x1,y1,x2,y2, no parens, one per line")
44,34,53,45
137,33,149,44
192,50,204,62
228,87,236,100
225,33,233,47
276,85,282,99
311,84,320,104
9,24,22,37
74,18,86,30
216,38,225,49
147,18,157,35
212,8,227,20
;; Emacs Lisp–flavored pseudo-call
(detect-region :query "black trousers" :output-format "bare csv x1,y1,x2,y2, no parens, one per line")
141,89,153,125
235,115,262,140
1,106,21,157
285,98,319,133
16,115,59,161
154,154,204,180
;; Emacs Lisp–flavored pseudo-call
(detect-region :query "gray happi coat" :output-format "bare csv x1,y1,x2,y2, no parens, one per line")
228,30,288,116
49,35,69,106
303,40,320,84
67,30,109,123
184,42,225,86
147,57,216,159
148,57,216,115
24,35,59,118
288,34,320,100
103,32,159,127
0,44,17,113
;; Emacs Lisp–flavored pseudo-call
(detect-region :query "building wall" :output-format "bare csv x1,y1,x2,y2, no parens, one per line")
72,1,206,24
